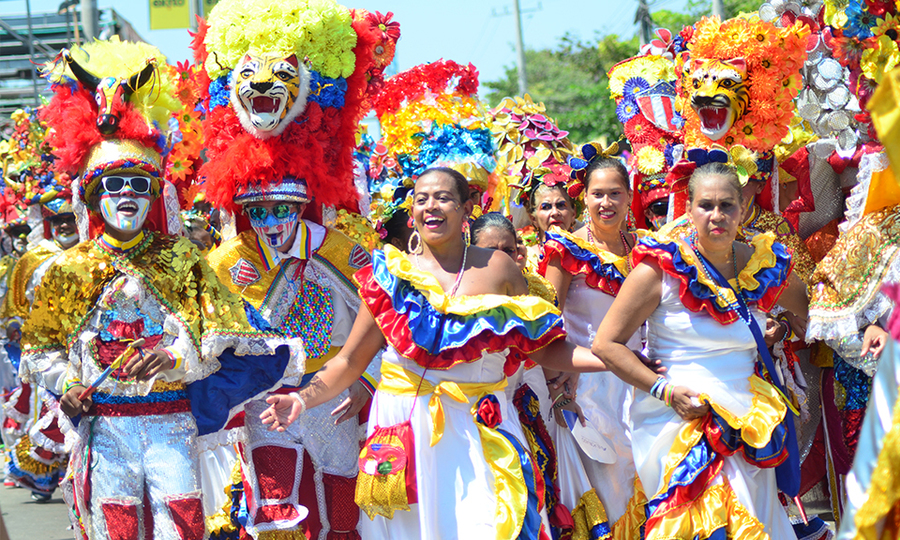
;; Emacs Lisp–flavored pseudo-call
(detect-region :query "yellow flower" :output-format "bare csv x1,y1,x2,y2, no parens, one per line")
861,35,900,83
635,146,666,175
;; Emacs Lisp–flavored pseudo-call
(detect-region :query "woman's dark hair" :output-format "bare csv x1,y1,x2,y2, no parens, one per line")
688,162,743,204
471,212,516,246
383,208,412,247
418,167,470,204
526,182,572,215
582,158,630,192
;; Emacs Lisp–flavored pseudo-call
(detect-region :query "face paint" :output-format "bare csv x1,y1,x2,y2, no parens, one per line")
249,211,298,249
54,231,79,248
99,193,152,233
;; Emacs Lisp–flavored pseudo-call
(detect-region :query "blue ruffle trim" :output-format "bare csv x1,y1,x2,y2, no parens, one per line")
370,250,563,355
544,230,626,286
637,235,791,313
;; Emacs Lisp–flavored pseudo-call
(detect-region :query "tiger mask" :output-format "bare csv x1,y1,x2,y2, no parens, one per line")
687,58,749,142
230,53,311,139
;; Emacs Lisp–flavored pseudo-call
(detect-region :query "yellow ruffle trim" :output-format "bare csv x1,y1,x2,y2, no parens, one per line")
615,476,769,540
382,244,562,319
678,231,782,309
572,489,612,540
853,384,900,540
548,226,649,276
699,375,788,449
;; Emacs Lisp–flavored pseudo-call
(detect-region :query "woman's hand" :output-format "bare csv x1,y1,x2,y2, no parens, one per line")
260,394,304,432
60,385,92,418
670,386,709,421
553,398,586,428
862,324,888,358
330,380,371,425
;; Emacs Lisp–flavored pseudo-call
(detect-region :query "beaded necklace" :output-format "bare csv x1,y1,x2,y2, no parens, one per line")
688,240,749,322
587,225,633,272
415,245,468,297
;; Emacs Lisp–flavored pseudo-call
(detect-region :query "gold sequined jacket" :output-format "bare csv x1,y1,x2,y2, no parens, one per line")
21,231,301,396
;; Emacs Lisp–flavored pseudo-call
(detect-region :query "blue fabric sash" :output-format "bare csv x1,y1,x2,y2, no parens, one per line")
691,248,801,497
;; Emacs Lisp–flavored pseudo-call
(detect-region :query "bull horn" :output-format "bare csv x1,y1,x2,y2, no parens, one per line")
62,49,101,92
125,60,157,96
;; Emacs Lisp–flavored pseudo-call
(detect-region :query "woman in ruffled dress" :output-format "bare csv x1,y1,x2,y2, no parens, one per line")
261,167,610,540
594,163,809,538
538,154,643,529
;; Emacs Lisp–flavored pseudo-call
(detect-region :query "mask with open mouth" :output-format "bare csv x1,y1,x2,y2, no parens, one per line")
687,58,749,141
99,193,152,233
249,211,299,250
231,53,311,139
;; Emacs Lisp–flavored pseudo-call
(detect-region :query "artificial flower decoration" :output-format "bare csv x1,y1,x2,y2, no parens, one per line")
194,0,399,217
677,16,809,153
491,94,576,212
0,107,71,206
368,60,495,193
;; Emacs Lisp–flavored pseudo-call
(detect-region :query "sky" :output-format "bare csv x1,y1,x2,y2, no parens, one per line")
3,0,689,87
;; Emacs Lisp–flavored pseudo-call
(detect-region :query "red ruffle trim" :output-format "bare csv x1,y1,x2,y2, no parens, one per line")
356,266,565,370
632,243,790,325
539,239,622,296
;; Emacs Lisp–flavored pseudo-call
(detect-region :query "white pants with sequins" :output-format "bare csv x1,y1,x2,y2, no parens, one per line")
78,412,205,540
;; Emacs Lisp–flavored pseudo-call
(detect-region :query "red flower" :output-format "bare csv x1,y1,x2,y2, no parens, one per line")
371,11,400,42
865,0,894,16
475,395,502,429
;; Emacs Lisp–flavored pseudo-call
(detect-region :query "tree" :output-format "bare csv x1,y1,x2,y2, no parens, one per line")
484,0,764,143
484,33,640,144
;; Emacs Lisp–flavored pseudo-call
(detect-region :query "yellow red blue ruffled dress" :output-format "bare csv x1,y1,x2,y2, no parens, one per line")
617,232,796,539
538,226,643,534
355,245,565,540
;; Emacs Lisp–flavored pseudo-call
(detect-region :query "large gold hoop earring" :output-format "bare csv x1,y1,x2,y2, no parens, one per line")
462,221,471,247
407,229,424,255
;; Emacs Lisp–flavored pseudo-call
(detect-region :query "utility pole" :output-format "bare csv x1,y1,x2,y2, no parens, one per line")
512,0,527,95
25,0,39,106
80,0,97,40
712,0,725,18
492,2,541,95
635,0,653,46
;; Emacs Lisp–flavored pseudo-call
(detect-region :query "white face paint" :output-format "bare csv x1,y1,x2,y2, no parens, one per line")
249,211,299,250
53,231,79,248
99,191,152,233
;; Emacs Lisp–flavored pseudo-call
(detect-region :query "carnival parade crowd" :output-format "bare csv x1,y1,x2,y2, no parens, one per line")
0,0,900,538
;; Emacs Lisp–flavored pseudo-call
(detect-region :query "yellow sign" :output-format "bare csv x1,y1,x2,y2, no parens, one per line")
202,0,220,17
149,0,191,30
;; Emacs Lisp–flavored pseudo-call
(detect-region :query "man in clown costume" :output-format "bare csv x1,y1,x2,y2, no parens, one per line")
19,39,300,539
196,1,398,538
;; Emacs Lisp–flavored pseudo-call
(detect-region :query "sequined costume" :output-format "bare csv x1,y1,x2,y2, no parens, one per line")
193,1,400,536
207,224,375,540
538,226,644,535
615,233,797,539
21,231,299,540
25,37,301,539
354,245,563,539
2,238,68,497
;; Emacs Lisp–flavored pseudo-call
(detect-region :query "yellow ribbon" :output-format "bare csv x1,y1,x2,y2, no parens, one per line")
378,361,507,447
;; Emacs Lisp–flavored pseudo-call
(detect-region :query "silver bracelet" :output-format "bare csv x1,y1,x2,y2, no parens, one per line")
289,391,307,415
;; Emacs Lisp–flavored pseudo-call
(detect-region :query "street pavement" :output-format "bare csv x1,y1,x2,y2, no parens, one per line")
0,481,72,540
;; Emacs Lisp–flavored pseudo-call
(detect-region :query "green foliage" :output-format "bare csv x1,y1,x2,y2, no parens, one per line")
483,0,763,142
484,33,640,144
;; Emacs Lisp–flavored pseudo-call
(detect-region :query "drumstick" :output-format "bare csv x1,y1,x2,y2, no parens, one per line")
77,338,146,401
